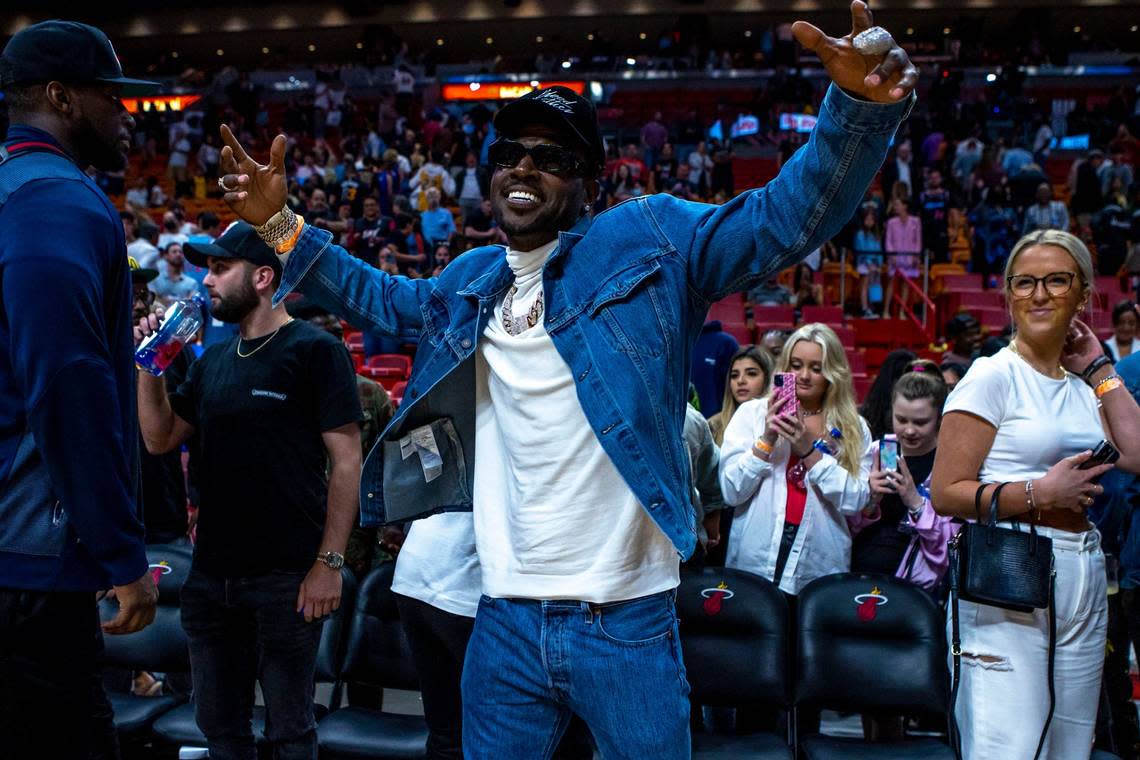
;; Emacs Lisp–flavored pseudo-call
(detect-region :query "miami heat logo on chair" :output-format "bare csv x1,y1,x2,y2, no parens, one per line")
700,581,735,616
853,585,888,622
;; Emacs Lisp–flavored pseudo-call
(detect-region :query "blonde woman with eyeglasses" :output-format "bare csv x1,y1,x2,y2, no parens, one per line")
931,229,1140,759
718,323,873,594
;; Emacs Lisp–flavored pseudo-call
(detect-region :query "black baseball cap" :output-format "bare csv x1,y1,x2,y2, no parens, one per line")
493,86,605,176
0,20,159,96
184,222,281,273
128,256,158,284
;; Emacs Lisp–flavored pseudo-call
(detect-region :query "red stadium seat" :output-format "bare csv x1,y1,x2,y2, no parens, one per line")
365,354,412,377
846,350,867,375
389,381,407,406
753,305,794,326
941,274,983,292
801,305,844,325
344,333,364,354
723,323,754,345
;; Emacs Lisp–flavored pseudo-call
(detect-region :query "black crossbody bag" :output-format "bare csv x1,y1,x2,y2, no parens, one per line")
948,482,1056,760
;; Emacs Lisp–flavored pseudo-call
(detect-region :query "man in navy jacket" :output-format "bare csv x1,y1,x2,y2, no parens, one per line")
0,21,159,759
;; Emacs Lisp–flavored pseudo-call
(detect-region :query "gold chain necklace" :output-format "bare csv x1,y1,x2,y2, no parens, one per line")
236,318,294,358
1008,339,1064,379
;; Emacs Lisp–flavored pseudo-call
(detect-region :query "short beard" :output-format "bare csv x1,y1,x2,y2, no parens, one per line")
73,119,126,172
211,277,259,323
495,185,588,242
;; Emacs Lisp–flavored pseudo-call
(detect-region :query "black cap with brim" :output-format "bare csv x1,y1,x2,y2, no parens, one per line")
127,255,158,283
494,86,605,176
0,20,160,96
184,221,281,273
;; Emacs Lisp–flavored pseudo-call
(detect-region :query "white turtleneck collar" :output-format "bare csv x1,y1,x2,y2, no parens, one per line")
505,239,559,287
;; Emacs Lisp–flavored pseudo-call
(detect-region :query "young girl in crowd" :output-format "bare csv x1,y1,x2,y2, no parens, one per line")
708,345,773,446
854,207,885,317
719,324,873,594
849,361,959,593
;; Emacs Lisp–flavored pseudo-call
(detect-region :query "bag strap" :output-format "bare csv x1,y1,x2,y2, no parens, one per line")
1031,566,1057,760
0,140,68,166
973,482,988,524
986,482,1009,526
948,541,963,759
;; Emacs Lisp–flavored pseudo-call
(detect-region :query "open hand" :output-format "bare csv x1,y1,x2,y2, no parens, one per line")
792,0,918,102
218,125,288,226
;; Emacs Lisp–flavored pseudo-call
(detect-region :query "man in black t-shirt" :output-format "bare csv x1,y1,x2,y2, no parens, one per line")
349,196,392,268
134,223,362,760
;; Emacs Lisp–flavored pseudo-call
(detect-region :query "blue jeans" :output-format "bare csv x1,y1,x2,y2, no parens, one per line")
461,590,690,759
180,567,324,760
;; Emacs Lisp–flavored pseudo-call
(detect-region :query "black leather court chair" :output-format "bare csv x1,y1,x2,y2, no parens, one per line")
795,572,955,760
151,566,357,751
100,543,194,740
316,562,429,759
677,567,794,760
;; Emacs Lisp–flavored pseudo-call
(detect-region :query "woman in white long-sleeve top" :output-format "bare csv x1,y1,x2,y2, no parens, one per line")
719,323,874,595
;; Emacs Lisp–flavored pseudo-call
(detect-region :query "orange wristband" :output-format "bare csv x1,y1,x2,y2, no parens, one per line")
1095,375,1123,399
754,438,774,455
276,215,305,254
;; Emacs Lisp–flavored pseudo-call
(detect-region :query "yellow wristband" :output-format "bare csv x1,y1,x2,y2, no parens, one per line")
1095,375,1123,399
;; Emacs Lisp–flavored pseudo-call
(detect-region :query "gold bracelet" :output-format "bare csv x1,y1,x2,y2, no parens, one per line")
276,214,305,255
1025,479,1039,520
1095,375,1124,399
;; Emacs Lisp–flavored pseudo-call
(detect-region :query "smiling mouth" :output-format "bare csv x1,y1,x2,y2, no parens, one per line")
505,188,543,207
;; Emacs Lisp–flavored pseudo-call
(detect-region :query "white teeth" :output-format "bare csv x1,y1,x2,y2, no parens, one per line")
508,190,539,203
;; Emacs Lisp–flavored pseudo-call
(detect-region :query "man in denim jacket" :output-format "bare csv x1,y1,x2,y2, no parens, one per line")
217,4,916,756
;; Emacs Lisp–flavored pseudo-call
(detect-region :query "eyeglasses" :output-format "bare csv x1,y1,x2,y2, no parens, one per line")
1006,271,1077,299
487,139,587,177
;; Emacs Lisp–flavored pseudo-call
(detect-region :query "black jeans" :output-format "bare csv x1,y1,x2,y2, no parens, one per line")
180,567,324,760
0,588,120,760
395,594,475,760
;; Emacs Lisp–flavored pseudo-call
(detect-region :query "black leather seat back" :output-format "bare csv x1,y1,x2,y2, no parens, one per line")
315,568,358,683
795,573,948,716
676,567,789,708
340,562,420,691
99,544,194,672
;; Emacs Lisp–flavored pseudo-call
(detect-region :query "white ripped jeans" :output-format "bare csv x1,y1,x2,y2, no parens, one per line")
950,525,1107,760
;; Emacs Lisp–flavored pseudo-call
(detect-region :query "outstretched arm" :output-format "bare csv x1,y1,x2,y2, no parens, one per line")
216,127,433,337
654,2,918,301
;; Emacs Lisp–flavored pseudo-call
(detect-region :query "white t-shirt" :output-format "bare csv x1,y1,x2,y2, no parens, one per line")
127,239,161,270
473,241,679,602
391,512,481,618
943,347,1104,484
1106,338,1140,363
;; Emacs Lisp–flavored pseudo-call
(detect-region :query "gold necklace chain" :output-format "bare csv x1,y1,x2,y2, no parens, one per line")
1008,338,1064,379
236,318,294,358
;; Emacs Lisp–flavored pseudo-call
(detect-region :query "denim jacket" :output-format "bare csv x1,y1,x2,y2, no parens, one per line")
274,84,913,560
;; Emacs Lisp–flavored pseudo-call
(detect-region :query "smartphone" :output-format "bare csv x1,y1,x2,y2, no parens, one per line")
1078,440,1121,470
773,372,798,417
879,435,899,471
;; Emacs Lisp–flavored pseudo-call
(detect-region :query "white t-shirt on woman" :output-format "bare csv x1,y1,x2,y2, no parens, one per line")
943,347,1104,486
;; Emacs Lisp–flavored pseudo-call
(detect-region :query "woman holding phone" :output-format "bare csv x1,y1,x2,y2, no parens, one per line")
850,364,959,592
931,229,1140,759
719,323,873,594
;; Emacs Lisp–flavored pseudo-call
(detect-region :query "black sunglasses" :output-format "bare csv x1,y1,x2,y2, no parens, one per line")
488,139,588,177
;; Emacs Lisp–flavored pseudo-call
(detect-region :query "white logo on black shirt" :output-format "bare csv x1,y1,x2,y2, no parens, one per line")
251,389,287,401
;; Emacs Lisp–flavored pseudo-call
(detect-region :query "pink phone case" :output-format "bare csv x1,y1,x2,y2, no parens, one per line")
774,372,798,417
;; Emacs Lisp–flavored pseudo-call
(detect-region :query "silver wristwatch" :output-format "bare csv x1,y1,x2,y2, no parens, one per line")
317,551,345,570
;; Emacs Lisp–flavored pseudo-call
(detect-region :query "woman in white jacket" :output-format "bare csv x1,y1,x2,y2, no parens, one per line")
719,323,873,595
